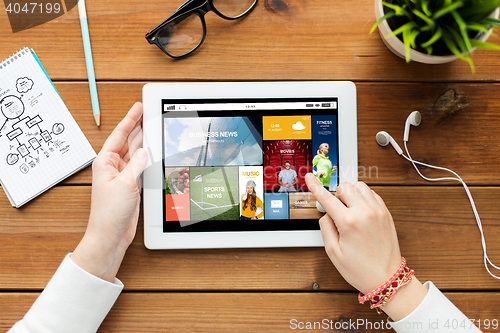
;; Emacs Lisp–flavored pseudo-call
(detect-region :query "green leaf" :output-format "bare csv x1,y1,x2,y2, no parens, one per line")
468,58,476,73
405,29,420,49
446,25,469,54
451,10,472,53
370,11,396,34
432,1,464,20
481,17,500,27
421,26,443,48
384,21,418,39
467,23,490,34
421,0,432,17
459,0,500,21
442,29,476,73
401,0,413,8
424,45,433,55
442,29,467,60
471,38,500,51
382,1,410,16
413,9,436,29
403,28,412,62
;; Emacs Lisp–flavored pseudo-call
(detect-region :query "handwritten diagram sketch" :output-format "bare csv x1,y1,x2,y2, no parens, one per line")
0,48,96,207
0,78,69,175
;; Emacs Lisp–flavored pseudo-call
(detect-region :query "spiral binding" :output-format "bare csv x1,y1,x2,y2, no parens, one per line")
0,47,30,70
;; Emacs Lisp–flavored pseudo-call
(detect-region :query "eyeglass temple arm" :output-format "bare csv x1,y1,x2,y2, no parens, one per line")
145,4,189,41
146,0,202,40
176,0,196,13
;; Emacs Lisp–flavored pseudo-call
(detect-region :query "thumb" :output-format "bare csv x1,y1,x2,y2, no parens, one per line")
319,213,341,259
120,148,148,187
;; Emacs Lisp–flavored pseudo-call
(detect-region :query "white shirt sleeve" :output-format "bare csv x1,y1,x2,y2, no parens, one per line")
388,281,480,332
8,253,123,333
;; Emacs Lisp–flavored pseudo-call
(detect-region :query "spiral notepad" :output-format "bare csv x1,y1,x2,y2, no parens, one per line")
0,47,96,208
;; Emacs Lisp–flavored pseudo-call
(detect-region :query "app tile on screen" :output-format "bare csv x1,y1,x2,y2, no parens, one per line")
311,115,338,191
263,140,312,193
164,117,262,166
264,193,289,220
164,167,191,222
239,166,264,220
189,167,239,221
263,115,311,140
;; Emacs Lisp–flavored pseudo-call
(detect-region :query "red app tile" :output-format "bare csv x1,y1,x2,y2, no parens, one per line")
165,194,190,221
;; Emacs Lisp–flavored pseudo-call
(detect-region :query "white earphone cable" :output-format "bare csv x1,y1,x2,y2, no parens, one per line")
402,141,500,280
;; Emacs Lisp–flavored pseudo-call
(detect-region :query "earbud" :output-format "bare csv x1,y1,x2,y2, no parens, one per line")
404,111,421,142
375,110,500,280
377,111,421,154
376,131,403,155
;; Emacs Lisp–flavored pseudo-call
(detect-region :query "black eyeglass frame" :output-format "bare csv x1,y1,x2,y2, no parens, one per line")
145,0,258,58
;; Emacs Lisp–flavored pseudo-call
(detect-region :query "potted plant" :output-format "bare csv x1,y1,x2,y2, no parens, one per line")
371,0,500,71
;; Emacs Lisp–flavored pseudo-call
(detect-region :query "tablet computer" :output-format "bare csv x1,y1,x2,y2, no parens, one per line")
143,81,357,249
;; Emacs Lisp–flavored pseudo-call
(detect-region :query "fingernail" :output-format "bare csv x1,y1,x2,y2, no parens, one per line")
305,173,315,180
136,148,148,160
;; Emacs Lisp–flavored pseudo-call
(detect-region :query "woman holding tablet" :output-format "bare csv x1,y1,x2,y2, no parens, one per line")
8,103,481,333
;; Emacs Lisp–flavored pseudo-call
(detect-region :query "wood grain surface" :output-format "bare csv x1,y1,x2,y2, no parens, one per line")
2,292,500,332
1,186,499,291
2,0,500,82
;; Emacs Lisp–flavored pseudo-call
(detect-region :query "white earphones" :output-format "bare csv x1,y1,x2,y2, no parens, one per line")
375,131,403,155
375,110,422,156
404,110,421,141
376,111,500,280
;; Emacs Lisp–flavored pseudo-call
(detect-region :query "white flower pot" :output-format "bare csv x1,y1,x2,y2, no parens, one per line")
374,0,500,64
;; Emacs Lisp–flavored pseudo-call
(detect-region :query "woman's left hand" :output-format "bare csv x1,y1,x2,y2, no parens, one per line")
72,102,148,282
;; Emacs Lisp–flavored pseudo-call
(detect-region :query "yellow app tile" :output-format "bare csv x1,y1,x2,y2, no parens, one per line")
263,116,311,140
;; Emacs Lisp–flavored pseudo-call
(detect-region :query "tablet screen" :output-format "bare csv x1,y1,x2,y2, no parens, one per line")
162,98,338,232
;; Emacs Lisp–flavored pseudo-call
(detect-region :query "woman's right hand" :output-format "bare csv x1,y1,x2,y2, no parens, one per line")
305,174,428,321
305,174,401,295
242,193,247,201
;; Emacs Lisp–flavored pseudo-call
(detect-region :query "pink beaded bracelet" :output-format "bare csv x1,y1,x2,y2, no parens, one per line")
358,257,415,315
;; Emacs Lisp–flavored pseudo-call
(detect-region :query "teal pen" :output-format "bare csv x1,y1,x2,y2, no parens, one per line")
78,0,100,128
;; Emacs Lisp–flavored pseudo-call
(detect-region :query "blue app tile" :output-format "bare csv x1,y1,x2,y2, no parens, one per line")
264,193,289,220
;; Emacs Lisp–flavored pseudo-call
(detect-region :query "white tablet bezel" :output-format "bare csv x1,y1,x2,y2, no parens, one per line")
143,81,357,249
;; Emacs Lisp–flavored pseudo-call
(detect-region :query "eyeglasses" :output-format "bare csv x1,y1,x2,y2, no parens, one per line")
145,0,258,58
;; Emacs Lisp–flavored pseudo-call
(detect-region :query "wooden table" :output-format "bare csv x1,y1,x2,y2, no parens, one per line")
2,0,500,331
